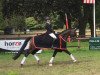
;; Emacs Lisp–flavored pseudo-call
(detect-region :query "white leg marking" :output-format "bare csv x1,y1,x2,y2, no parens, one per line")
70,54,77,62
21,57,26,65
49,57,54,66
34,54,40,61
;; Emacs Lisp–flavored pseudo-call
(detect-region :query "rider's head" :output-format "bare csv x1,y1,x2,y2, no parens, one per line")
45,16,51,24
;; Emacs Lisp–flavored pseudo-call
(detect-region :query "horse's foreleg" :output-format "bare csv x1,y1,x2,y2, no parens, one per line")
33,49,42,63
49,50,58,66
32,50,40,64
64,50,77,62
33,54,40,64
21,49,30,66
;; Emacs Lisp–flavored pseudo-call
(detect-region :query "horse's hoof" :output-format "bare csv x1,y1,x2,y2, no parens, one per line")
37,60,40,64
20,64,23,67
49,63,53,66
73,60,77,62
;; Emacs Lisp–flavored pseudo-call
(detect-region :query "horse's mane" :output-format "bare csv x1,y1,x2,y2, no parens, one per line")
59,29,70,36
59,28,76,36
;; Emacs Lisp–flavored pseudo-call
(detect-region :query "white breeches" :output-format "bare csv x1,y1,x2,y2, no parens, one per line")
49,33,57,39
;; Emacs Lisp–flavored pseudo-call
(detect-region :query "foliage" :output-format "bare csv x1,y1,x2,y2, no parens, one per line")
0,12,4,29
2,15,26,31
0,0,100,35
25,13,63,30
25,17,37,30
12,15,26,31
0,0,4,29
50,13,64,29
2,0,82,29
96,2,100,25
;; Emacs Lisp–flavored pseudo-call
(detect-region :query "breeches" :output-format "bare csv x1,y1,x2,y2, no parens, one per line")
49,33,57,39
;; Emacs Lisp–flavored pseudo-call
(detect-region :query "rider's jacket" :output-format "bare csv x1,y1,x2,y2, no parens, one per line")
45,23,54,34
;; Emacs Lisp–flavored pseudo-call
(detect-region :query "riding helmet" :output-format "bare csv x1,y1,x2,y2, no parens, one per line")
45,16,50,21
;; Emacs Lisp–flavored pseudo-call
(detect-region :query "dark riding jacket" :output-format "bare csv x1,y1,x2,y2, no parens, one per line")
45,23,55,34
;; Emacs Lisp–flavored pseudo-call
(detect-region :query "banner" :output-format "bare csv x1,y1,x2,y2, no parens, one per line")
83,0,95,4
0,40,29,51
89,37,100,50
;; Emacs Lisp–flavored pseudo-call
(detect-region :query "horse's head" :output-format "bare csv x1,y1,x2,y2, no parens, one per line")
59,29,77,38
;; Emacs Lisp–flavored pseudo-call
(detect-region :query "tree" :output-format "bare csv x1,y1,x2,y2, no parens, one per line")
25,17,37,30
0,0,4,30
96,1,100,29
1,0,98,36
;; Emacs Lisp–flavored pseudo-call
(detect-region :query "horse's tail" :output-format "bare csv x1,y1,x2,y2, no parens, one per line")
13,37,32,60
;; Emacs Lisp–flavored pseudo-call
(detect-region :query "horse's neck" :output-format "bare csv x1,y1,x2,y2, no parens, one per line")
60,30,70,36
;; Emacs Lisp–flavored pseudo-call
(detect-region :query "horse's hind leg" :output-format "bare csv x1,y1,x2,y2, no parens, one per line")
49,50,58,66
64,50,77,62
20,49,30,66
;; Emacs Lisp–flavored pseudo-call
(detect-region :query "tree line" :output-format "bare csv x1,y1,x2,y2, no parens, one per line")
0,0,100,36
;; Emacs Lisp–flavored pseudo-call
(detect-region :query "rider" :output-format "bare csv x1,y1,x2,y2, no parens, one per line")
45,16,57,40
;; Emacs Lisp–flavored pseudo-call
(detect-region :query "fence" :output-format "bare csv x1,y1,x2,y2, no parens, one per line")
0,29,100,51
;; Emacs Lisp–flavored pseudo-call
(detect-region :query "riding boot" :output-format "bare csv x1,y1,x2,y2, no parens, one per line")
49,33,57,48
51,39,56,49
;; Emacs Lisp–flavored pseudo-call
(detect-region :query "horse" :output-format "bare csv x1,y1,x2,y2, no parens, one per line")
13,29,77,66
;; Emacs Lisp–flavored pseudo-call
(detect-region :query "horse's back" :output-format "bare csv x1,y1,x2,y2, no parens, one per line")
34,34,53,48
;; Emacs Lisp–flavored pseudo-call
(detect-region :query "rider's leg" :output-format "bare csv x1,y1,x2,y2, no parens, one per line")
49,33,57,39
64,50,77,62
20,49,30,66
49,50,58,66
49,33,57,48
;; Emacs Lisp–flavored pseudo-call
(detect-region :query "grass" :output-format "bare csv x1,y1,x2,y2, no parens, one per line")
0,41,100,75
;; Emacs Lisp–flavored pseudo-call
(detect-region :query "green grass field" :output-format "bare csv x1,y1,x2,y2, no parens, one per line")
0,41,100,75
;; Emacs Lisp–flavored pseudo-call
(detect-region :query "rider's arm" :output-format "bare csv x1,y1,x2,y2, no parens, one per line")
45,23,54,32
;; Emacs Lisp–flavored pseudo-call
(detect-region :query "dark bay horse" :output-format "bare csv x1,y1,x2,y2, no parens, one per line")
13,29,77,66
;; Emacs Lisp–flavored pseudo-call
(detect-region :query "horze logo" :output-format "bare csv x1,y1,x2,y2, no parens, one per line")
5,41,22,46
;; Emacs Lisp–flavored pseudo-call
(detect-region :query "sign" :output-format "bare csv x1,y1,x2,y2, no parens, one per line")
0,40,29,51
89,37,100,50
83,0,95,4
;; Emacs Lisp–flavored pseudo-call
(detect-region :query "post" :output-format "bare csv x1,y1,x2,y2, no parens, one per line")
65,13,69,29
93,2,96,37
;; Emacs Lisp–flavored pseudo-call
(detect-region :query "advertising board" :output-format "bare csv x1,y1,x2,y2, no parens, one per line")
0,40,29,51
89,37,100,50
